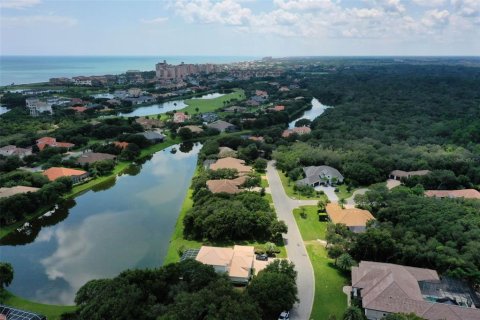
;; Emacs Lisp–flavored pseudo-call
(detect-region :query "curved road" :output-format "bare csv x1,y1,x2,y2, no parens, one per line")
266,161,316,320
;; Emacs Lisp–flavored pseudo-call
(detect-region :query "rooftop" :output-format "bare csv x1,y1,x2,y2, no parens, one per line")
326,203,374,228
0,186,40,199
42,167,88,181
425,189,480,200
209,157,252,174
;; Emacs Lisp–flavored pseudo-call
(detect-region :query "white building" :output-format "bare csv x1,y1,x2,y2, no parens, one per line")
25,98,53,116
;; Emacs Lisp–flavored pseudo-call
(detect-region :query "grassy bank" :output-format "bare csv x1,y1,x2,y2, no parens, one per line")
277,170,322,200
293,206,348,320
3,291,76,320
335,184,353,199
181,89,246,114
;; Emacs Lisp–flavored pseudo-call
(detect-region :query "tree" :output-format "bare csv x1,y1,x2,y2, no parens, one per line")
342,306,365,320
338,198,347,208
0,263,14,290
337,253,356,271
382,313,426,320
177,127,193,141
327,245,344,265
264,242,277,256
254,158,268,173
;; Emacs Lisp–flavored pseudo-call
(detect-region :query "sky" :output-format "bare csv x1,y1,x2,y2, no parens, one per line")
1,0,479,56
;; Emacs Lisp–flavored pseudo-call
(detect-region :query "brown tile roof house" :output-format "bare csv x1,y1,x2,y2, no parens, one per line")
113,141,129,149
351,261,480,320
282,126,312,138
36,137,75,151
195,245,255,283
269,105,285,112
425,189,480,200
209,157,252,175
218,146,237,158
389,170,431,181
76,152,116,165
42,167,89,183
326,203,375,233
206,176,247,194
0,186,40,199
177,125,204,134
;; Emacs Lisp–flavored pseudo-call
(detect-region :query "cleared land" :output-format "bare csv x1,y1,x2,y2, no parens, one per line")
293,205,348,320
3,292,76,320
181,89,246,114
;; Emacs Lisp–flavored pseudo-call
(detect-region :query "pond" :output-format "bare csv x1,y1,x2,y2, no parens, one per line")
117,92,223,117
288,98,331,128
0,105,10,115
0,143,201,305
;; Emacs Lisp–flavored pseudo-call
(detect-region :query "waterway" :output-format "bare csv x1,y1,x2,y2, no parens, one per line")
288,98,331,128
0,143,201,305
0,106,10,115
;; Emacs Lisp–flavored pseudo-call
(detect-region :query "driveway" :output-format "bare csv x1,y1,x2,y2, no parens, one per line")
266,161,315,320
314,185,338,203
345,188,369,206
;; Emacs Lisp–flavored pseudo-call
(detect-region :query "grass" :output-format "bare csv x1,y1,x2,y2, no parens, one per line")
164,173,286,265
306,244,348,320
293,206,326,241
335,184,353,200
277,170,322,200
0,204,53,239
181,89,246,114
3,291,76,320
292,205,348,320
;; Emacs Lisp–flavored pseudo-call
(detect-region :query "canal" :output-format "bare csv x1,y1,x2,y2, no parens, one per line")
0,143,201,305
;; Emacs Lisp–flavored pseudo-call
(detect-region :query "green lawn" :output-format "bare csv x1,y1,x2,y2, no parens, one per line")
181,89,246,114
335,184,353,200
293,206,326,241
292,205,348,319
3,291,76,320
307,245,348,320
278,170,326,200
164,180,286,265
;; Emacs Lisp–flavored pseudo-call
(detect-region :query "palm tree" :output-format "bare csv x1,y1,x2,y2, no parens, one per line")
342,306,364,320
338,198,347,208
337,253,355,271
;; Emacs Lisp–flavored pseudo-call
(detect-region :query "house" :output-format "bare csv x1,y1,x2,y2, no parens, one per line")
177,125,204,134
207,120,236,133
127,87,142,97
297,165,344,187
282,126,311,138
200,112,218,123
195,245,255,284
73,76,92,86
113,141,129,149
42,167,89,183
255,90,268,98
389,170,430,181
326,203,374,233
246,99,260,107
209,157,252,175
0,186,40,199
425,189,480,200
25,98,53,116
76,152,116,165
279,86,290,92
0,145,32,158
206,176,247,194
218,146,237,158
173,112,190,123
0,305,46,320
224,106,247,113
36,137,75,151
269,105,285,112
140,131,166,143
70,106,87,113
249,136,265,142
135,117,164,129
351,261,480,320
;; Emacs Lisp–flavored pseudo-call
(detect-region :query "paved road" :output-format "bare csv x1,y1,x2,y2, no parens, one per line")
266,161,315,320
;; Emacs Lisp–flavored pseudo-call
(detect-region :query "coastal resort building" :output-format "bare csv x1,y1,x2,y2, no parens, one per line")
0,145,32,159
326,203,374,233
425,189,480,200
351,261,480,320
25,98,53,117
297,165,344,187
206,176,247,194
76,152,116,165
209,157,252,175
0,186,40,199
194,245,255,284
42,167,89,183
173,112,190,123
206,120,236,133
0,305,46,320
389,169,431,181
36,137,75,151
282,126,311,138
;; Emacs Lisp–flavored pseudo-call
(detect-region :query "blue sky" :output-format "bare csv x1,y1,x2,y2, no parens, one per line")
1,0,479,56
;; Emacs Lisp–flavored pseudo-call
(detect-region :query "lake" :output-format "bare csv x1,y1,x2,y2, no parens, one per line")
0,143,201,305
288,98,331,128
117,92,223,117
0,106,10,115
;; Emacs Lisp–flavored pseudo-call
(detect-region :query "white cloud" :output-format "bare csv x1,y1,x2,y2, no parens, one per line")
173,0,252,26
2,15,78,27
412,0,446,7
452,0,480,17
0,0,41,9
273,0,337,11
350,8,384,19
376,0,405,13
140,16,169,25
422,9,450,27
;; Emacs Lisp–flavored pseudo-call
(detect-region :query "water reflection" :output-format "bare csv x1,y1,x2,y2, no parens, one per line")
288,98,331,128
1,144,201,305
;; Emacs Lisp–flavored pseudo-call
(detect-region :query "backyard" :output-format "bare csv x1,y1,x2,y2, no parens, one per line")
3,292,76,320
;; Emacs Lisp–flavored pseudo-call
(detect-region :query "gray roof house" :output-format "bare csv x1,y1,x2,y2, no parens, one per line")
140,131,166,143
297,166,344,187
207,120,236,133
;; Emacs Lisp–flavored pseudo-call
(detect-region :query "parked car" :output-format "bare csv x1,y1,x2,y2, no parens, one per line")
278,310,290,320
256,253,268,261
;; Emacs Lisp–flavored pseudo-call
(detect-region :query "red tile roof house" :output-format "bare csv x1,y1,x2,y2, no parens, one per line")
351,261,480,320
282,126,312,138
70,106,88,113
42,167,89,184
36,137,75,151
113,141,129,149
269,105,285,112
173,112,190,123
425,189,480,200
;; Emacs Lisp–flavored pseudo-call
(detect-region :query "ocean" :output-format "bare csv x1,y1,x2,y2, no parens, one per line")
0,56,258,86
